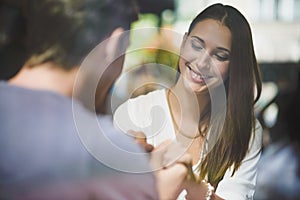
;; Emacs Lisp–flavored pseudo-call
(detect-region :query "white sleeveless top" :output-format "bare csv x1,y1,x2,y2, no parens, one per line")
114,89,263,200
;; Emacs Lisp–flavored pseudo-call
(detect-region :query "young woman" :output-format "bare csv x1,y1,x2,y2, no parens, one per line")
114,3,262,200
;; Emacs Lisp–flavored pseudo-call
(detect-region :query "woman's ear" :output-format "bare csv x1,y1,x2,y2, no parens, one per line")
183,32,188,41
180,32,188,53
105,27,125,62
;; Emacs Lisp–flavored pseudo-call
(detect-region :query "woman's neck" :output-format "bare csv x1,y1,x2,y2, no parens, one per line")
168,78,210,139
171,78,210,117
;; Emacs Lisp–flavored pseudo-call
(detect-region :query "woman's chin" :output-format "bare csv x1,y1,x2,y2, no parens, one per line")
193,86,209,94
183,79,208,93
185,78,225,94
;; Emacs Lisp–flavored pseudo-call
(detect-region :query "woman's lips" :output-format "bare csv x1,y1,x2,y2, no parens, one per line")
186,63,211,84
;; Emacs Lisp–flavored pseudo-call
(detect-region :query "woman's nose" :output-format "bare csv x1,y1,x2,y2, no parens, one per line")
194,50,211,70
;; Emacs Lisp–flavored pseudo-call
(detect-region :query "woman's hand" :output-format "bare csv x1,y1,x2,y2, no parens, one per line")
184,180,223,200
127,130,200,199
155,162,189,199
184,180,209,200
152,140,193,199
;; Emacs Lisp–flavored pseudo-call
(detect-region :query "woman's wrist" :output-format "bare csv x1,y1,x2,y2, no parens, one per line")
202,180,214,200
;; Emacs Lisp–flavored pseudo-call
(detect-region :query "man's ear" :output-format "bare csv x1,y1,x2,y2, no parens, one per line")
105,27,125,62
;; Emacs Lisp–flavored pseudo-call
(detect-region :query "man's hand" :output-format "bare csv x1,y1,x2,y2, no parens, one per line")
127,130,154,153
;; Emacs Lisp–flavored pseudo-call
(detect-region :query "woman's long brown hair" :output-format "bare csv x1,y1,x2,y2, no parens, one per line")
185,4,262,187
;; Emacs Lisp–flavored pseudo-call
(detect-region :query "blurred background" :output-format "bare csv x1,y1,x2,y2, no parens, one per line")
1,0,300,149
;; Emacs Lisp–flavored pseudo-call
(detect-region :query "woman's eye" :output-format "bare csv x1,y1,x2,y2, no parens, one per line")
215,54,229,61
191,40,203,50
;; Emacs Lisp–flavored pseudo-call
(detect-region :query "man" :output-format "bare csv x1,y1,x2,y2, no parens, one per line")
0,0,159,199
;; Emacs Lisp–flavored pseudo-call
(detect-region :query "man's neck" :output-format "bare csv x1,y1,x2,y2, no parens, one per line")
8,63,78,97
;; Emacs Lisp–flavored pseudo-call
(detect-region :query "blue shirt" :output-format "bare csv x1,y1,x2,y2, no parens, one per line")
0,82,158,199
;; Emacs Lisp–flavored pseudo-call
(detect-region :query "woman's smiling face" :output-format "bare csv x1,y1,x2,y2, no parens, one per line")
179,19,232,93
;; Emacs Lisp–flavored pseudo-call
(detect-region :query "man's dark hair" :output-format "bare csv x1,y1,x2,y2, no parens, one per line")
23,0,138,69
0,2,27,79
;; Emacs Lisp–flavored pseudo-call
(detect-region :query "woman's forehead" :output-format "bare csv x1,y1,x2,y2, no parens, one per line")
190,19,232,51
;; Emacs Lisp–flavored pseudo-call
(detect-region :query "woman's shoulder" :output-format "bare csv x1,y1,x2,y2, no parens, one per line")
113,89,167,130
254,119,262,132
114,89,165,114
124,88,167,116
247,118,263,154
128,89,166,104
253,119,263,142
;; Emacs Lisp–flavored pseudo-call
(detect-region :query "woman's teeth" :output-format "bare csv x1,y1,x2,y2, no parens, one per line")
191,70,201,79
187,65,209,81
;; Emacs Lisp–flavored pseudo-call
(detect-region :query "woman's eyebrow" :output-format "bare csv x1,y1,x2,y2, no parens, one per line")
217,47,231,54
191,36,205,44
191,36,231,53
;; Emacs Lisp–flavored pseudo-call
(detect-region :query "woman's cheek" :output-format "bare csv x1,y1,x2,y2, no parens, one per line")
219,63,230,81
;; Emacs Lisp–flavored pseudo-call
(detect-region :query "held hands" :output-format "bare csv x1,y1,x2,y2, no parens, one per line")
128,130,193,199
151,141,195,199
128,130,217,200
184,180,215,200
127,130,193,167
